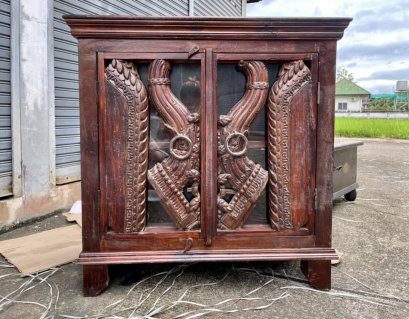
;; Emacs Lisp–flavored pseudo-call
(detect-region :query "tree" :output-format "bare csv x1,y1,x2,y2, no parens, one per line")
336,68,354,82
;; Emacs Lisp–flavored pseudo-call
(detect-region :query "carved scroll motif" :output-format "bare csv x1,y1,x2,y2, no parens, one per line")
105,59,149,232
267,60,312,231
217,61,269,229
147,60,201,230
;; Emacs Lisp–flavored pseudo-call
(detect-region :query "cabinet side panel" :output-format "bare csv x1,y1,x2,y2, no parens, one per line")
79,40,100,251
315,42,337,247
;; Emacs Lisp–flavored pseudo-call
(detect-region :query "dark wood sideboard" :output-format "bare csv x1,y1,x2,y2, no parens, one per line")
65,16,351,296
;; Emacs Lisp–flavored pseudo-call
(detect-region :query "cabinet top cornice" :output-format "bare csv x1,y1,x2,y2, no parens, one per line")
64,16,351,41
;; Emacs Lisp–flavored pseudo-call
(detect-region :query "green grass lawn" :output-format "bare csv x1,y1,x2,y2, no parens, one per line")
335,118,409,139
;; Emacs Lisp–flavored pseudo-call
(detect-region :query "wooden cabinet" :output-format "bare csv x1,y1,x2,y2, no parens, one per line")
65,16,351,296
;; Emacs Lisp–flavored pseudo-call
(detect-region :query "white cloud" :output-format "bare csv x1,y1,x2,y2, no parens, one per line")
247,0,409,93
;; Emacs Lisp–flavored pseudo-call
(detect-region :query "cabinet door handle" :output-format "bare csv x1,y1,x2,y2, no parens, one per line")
182,238,194,253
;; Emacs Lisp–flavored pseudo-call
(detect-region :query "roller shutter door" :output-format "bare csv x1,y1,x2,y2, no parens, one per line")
53,0,189,184
0,0,12,197
194,0,242,16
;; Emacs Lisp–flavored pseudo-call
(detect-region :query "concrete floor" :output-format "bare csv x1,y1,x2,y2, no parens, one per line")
0,138,408,318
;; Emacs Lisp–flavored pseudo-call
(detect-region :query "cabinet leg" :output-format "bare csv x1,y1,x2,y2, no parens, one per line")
83,265,110,296
300,260,331,290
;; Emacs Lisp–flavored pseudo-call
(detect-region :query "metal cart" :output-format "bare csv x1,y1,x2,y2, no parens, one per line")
333,141,363,201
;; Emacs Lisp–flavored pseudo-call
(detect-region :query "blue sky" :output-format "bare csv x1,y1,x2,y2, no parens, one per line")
247,0,409,93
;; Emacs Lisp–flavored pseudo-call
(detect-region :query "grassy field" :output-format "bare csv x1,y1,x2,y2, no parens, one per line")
335,118,409,139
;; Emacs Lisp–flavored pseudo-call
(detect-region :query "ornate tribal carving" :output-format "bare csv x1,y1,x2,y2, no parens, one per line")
105,59,149,232
217,61,269,229
267,60,311,231
147,59,201,230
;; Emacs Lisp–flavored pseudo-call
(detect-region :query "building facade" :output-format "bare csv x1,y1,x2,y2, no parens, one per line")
335,78,370,112
0,0,259,229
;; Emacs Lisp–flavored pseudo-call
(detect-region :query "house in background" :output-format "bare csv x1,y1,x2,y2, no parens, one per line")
335,78,371,112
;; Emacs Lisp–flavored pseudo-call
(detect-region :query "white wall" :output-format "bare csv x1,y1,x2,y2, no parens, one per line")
335,95,367,112
18,0,53,195
336,112,409,119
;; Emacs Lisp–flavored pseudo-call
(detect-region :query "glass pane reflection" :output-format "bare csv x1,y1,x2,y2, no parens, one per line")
147,63,201,227
217,62,279,225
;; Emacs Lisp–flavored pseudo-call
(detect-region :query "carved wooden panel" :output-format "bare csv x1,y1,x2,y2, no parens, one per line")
217,61,269,229
267,60,312,231
147,59,201,230
104,59,149,232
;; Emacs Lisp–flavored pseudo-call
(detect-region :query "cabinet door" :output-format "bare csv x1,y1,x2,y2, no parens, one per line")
99,54,205,235
214,54,317,235
97,51,317,247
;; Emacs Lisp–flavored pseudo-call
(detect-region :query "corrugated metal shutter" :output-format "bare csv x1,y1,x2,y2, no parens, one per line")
53,0,189,184
194,0,242,16
0,0,12,197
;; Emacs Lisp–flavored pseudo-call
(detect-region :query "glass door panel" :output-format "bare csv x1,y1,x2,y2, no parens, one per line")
147,62,202,230
215,55,316,233
216,61,279,229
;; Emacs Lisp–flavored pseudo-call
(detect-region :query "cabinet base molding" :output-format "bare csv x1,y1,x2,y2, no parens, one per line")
81,250,335,295
78,248,337,265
